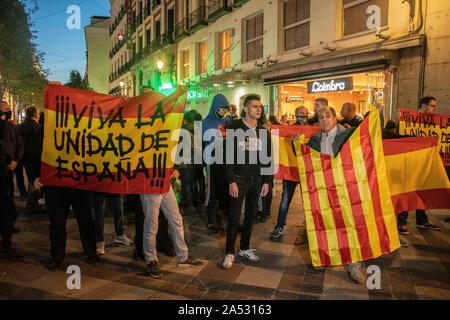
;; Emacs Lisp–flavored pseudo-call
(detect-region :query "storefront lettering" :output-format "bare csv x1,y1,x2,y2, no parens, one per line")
307,77,353,94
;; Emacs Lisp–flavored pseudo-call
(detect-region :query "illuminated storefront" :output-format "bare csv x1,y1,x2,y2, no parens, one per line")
276,71,390,122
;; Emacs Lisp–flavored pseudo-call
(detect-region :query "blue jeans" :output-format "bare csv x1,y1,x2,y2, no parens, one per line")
93,193,124,242
275,180,299,229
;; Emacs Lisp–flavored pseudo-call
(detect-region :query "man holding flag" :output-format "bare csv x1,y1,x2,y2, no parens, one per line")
293,106,365,284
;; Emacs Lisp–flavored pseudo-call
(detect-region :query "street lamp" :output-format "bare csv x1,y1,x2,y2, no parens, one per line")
156,59,164,71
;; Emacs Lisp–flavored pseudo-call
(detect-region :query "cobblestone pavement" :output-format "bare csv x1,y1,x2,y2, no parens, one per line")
1,180,449,300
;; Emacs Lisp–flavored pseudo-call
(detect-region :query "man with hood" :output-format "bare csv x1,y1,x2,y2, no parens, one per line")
202,94,231,234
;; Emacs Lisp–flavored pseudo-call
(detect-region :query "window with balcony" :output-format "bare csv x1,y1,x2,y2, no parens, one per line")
343,0,388,36
284,0,310,52
198,41,208,75
218,30,231,69
245,13,263,62
181,49,190,80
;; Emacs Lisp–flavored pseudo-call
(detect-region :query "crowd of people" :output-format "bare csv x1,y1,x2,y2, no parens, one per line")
0,90,448,285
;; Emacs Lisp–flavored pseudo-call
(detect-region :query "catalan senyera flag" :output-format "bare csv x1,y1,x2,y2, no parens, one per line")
293,108,400,267
271,124,320,181
384,137,450,213
41,84,187,194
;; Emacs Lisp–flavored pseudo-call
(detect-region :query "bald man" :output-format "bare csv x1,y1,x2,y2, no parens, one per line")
339,102,362,128
294,106,310,125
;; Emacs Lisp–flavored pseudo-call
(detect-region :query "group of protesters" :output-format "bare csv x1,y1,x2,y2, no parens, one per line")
0,84,448,284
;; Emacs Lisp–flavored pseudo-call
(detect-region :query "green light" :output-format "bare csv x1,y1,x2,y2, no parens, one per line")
158,82,175,96
187,88,209,100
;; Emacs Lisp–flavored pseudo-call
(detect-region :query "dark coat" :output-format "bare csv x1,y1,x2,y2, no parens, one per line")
3,121,24,163
306,124,355,156
19,119,42,164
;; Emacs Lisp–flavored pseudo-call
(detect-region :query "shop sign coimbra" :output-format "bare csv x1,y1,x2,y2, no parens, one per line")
307,77,353,94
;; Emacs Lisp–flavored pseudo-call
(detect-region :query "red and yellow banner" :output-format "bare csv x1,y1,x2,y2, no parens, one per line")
41,84,187,194
293,109,400,267
271,124,320,181
398,109,450,166
384,137,450,213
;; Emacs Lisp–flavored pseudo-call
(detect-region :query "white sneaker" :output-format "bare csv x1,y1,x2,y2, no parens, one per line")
238,249,260,263
96,241,105,255
114,234,133,246
38,198,45,205
222,254,235,269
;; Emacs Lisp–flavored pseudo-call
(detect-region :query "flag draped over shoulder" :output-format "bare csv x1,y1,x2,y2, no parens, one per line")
271,124,320,181
293,108,400,267
384,137,450,213
41,84,187,195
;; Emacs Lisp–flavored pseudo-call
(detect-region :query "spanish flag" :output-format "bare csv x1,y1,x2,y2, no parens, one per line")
271,124,320,181
41,84,187,195
293,108,400,267
384,137,450,213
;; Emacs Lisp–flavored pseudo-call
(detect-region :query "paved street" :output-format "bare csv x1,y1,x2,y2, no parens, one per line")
0,180,449,300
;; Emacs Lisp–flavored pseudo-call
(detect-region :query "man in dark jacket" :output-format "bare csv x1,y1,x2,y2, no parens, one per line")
294,107,365,284
222,95,272,269
19,107,43,212
19,107,42,186
339,102,362,128
307,98,328,125
1,105,24,196
270,106,310,240
0,101,23,261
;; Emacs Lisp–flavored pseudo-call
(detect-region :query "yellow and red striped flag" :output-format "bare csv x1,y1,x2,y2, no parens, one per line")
271,124,320,181
384,137,450,213
41,84,187,194
293,108,400,267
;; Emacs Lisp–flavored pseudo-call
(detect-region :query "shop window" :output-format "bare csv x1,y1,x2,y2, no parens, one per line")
245,13,264,62
343,0,389,36
275,72,390,122
284,0,310,52
198,41,208,75
218,30,231,70
181,49,190,80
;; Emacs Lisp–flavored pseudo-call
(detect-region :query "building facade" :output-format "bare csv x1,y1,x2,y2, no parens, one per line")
85,16,111,94
106,0,450,119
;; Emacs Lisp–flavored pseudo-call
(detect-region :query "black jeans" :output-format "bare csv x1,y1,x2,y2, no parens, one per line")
45,187,97,263
13,161,26,194
258,179,273,219
180,165,194,206
0,194,17,252
0,173,17,251
226,175,262,254
193,164,206,203
397,210,429,226
206,164,228,226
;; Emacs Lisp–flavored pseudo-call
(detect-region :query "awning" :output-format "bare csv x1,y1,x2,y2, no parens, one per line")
263,60,390,85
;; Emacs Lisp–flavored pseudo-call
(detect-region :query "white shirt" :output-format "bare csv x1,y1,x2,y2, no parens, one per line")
320,126,338,157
